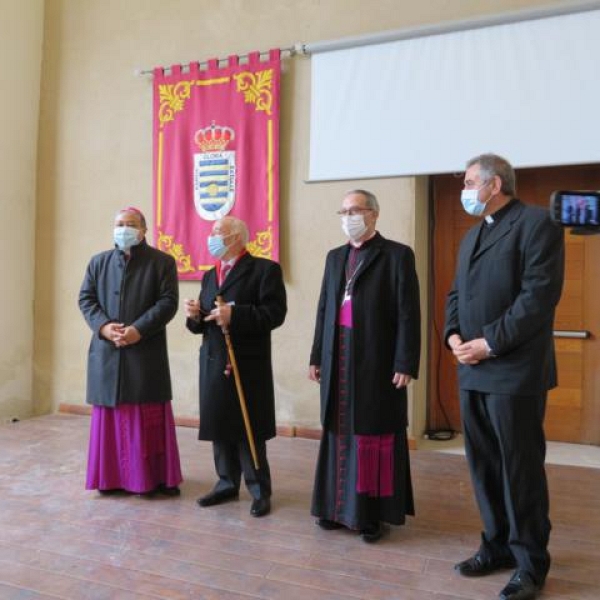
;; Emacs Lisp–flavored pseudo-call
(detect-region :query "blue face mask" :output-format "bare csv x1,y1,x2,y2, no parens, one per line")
114,226,141,250
207,234,228,258
460,183,490,217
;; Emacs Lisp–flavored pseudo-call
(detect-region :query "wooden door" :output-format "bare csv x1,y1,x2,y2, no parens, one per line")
429,164,600,444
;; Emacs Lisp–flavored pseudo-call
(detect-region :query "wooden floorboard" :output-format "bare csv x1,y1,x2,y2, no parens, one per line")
0,414,599,599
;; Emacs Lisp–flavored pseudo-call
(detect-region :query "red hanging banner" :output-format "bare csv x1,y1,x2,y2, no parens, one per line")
152,50,281,279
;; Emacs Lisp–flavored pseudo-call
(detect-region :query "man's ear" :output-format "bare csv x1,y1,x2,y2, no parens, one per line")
491,175,502,195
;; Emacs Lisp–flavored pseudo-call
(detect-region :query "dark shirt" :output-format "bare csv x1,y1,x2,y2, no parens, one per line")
478,198,518,246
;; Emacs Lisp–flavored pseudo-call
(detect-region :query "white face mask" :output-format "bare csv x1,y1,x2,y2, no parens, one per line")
341,214,368,242
113,226,141,250
461,180,491,216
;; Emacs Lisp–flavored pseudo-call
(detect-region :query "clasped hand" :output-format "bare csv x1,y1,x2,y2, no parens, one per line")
448,334,489,365
101,322,141,348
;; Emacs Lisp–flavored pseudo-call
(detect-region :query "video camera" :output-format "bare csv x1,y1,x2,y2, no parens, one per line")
550,191,600,235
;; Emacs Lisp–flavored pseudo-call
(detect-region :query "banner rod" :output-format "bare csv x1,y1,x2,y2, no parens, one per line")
297,0,600,55
135,46,297,77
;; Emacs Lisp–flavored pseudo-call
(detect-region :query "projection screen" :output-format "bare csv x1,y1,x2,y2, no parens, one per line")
308,9,600,181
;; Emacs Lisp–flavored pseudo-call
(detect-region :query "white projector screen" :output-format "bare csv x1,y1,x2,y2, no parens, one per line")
309,10,600,181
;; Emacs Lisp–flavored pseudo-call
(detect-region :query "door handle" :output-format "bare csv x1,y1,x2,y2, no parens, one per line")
553,330,591,339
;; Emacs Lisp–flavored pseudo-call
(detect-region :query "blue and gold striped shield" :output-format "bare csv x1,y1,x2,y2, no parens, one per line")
193,150,236,220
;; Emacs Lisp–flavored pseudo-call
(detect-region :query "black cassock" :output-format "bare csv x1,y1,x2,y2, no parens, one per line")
310,233,421,529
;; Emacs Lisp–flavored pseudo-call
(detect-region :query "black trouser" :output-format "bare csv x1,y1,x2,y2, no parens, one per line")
460,390,551,585
212,439,271,500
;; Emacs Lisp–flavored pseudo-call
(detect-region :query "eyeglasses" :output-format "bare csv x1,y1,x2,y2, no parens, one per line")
337,208,373,217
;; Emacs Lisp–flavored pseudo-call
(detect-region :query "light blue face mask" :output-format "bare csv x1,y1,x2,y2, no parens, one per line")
114,226,141,250
207,234,228,258
460,182,490,216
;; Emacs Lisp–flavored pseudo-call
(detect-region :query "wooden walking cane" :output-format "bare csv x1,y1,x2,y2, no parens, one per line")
215,295,260,470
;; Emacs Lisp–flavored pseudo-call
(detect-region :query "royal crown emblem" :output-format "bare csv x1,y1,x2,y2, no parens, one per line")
194,122,235,152
193,122,237,221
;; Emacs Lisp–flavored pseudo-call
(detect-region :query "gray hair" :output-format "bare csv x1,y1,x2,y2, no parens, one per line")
223,216,249,245
466,153,516,196
345,189,380,212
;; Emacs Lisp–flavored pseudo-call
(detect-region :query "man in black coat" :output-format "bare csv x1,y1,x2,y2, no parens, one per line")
309,189,421,542
79,207,182,496
185,216,286,517
444,154,565,600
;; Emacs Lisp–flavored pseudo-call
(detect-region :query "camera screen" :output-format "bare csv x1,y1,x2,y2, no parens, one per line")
559,194,600,226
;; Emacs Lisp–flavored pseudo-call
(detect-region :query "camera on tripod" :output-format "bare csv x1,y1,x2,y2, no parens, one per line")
550,191,600,235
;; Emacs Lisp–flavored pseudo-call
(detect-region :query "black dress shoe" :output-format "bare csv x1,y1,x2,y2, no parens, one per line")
455,550,516,577
499,570,540,600
157,484,181,497
250,497,271,517
197,488,239,507
360,522,383,543
316,518,344,530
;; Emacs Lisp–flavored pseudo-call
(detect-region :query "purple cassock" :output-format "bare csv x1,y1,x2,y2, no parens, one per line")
79,239,183,494
86,403,182,493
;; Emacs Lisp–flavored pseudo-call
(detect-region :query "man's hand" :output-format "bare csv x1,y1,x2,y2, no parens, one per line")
392,372,412,388
184,298,202,320
447,333,463,351
452,337,490,365
113,325,142,348
100,322,124,345
308,365,321,383
204,302,232,328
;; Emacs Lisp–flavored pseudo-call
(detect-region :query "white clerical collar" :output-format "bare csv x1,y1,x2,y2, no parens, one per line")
484,215,494,225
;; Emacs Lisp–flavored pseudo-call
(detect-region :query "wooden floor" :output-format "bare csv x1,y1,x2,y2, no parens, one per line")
0,414,599,599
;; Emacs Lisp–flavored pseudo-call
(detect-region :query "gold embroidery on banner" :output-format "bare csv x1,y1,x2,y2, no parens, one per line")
157,231,196,273
157,77,231,128
156,131,165,226
233,69,273,114
267,119,273,222
158,82,192,127
194,77,230,87
247,227,273,258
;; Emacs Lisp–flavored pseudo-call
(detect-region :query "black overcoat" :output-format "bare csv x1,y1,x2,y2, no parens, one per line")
309,233,421,435
444,200,565,395
79,240,178,406
186,253,287,442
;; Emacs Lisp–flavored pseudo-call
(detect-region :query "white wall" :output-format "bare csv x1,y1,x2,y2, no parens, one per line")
31,0,564,437
0,0,44,420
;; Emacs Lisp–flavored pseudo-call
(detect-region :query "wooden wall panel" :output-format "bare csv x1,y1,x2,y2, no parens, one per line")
430,164,600,443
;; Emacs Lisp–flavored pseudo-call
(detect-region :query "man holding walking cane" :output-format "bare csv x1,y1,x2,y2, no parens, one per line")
185,216,287,517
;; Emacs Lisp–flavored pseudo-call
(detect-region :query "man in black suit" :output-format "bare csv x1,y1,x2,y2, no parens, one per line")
444,154,565,600
309,189,421,543
184,216,287,517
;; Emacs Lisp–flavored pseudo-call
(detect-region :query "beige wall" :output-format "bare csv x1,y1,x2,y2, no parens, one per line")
32,0,565,437
0,0,44,421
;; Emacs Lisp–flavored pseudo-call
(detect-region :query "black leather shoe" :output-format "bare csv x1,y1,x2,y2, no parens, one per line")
360,522,383,543
455,551,516,577
197,488,239,507
499,570,540,600
157,484,181,497
250,497,271,517
316,518,344,530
